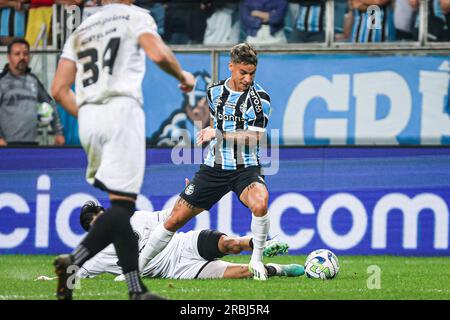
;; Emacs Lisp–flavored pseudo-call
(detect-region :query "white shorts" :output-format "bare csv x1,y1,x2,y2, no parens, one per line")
197,260,232,279
78,97,145,196
142,230,231,280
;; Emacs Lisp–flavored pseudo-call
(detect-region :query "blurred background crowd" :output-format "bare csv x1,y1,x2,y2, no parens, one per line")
0,0,449,49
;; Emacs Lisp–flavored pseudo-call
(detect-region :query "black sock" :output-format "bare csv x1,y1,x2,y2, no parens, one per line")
109,200,146,294
72,200,136,266
249,238,254,250
73,200,145,293
265,265,277,277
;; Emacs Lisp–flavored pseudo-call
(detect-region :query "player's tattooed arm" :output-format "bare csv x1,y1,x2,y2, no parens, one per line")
221,130,263,146
197,127,263,146
176,198,195,210
247,182,258,190
51,59,78,117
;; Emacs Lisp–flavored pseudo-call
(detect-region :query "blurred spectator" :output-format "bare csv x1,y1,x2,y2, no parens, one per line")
0,0,28,46
201,0,239,45
80,0,101,21
410,0,450,42
164,1,207,44
0,39,64,146
394,0,415,40
149,2,164,35
348,0,396,42
283,1,298,40
288,0,326,43
134,1,165,35
240,0,288,45
335,0,350,40
25,0,53,48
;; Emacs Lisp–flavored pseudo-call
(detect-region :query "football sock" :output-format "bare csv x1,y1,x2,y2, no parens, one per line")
72,244,90,266
249,238,254,250
138,223,174,271
250,213,270,263
110,200,146,293
124,270,146,294
72,200,146,293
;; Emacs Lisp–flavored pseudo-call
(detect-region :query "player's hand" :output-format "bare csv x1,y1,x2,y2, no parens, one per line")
196,127,216,145
178,70,195,93
0,138,7,146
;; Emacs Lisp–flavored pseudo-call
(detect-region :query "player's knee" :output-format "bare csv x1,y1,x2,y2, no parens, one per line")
249,200,268,216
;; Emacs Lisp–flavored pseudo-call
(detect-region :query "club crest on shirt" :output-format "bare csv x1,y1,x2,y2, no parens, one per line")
185,184,195,195
239,103,247,114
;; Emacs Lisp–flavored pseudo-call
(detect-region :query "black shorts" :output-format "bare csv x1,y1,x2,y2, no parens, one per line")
179,164,267,210
197,229,226,261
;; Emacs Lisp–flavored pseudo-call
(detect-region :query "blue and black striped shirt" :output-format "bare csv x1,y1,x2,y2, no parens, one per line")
351,4,396,42
295,1,326,32
205,79,271,170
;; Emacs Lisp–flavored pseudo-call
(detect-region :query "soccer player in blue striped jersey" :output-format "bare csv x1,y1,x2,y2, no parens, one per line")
203,73,270,169
139,43,273,281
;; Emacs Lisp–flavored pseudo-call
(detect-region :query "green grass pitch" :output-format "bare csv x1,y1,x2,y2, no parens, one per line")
0,255,449,300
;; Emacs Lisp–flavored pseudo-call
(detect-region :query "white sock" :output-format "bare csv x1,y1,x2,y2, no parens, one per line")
138,223,174,272
250,213,270,263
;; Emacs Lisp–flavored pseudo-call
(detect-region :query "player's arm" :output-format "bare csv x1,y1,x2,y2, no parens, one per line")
157,209,172,224
218,89,271,146
222,130,264,146
197,127,264,146
138,33,194,92
197,88,218,144
51,58,78,117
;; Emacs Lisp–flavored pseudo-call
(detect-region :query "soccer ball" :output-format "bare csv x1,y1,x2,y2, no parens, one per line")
304,249,340,280
37,102,53,127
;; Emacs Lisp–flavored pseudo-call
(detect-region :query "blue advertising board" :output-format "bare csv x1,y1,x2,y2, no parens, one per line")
1,147,449,256
218,54,450,146
59,53,450,146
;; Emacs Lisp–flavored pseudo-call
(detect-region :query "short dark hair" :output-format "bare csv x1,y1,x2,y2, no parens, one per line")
7,38,30,54
79,200,104,232
230,43,258,66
